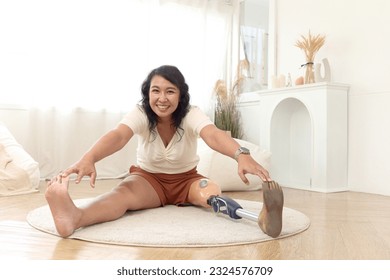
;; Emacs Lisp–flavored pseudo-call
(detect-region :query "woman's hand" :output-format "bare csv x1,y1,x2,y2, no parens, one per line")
237,154,271,184
61,156,97,188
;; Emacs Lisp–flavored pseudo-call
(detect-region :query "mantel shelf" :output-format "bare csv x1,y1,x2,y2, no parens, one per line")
239,82,350,103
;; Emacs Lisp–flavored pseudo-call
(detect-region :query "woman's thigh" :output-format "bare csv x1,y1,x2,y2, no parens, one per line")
187,179,221,208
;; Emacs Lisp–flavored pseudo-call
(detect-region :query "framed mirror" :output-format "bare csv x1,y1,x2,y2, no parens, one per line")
239,0,276,91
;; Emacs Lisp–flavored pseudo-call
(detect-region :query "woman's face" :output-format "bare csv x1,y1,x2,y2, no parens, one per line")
149,75,180,122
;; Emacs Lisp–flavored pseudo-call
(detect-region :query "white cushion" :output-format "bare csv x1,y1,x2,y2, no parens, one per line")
197,138,271,191
0,123,40,195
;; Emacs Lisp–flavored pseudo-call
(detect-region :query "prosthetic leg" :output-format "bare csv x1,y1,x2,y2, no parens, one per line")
203,180,284,238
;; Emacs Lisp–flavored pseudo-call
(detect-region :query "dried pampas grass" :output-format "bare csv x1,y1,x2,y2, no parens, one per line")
213,80,243,139
212,59,250,139
295,31,326,83
295,30,326,63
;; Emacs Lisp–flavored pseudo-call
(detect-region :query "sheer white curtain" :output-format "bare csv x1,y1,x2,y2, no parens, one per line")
0,0,238,110
0,0,239,179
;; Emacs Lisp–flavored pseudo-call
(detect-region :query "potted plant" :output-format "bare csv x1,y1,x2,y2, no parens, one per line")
213,59,249,139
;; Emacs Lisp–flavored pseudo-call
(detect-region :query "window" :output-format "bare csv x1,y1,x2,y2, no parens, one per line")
0,0,237,112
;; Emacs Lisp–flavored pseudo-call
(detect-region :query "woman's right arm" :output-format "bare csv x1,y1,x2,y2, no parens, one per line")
62,123,134,187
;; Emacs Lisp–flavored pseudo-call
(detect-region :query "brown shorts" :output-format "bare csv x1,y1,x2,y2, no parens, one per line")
129,165,206,206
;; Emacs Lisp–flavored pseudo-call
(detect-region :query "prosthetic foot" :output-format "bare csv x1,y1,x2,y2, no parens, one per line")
207,181,284,238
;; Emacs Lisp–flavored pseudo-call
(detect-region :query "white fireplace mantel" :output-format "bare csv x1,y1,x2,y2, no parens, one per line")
237,82,350,192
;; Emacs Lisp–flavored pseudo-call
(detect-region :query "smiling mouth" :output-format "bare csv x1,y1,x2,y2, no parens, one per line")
156,104,169,110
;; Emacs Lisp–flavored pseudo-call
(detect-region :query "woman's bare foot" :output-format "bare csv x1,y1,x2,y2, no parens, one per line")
45,175,82,237
258,181,284,238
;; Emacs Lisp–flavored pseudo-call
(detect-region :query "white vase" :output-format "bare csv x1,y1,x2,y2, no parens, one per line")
315,58,331,82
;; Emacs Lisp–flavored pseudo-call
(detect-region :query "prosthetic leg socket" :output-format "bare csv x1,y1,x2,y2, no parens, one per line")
207,195,258,222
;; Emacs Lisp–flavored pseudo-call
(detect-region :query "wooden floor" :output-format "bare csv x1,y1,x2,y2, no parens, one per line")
1,179,390,260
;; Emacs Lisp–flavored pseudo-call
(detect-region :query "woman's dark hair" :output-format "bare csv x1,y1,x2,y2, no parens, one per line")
140,65,190,135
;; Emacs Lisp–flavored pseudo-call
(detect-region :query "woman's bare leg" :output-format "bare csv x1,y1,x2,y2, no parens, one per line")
45,175,161,237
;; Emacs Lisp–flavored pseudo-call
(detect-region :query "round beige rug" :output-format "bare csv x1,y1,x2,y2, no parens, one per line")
27,198,310,247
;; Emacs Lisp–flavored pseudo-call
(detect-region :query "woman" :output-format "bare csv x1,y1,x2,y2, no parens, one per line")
46,65,283,238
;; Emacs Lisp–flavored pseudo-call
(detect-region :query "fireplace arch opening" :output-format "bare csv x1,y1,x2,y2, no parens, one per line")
270,97,312,188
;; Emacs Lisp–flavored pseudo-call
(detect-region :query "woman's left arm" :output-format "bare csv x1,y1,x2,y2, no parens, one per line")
199,124,271,184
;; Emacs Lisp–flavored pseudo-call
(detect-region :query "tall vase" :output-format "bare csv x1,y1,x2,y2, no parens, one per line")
304,62,315,84
315,58,331,82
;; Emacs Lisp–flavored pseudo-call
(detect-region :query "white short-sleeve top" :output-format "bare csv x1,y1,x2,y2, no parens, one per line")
120,105,213,174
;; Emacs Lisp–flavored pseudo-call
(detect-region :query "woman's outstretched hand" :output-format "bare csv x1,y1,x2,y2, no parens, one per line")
237,154,271,184
61,157,97,188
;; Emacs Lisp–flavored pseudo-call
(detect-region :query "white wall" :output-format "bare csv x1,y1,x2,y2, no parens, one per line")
275,0,390,196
